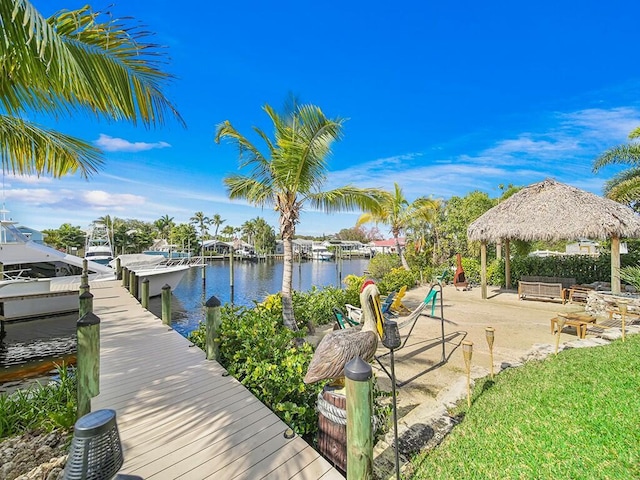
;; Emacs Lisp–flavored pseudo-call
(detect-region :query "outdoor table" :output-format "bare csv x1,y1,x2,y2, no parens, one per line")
550,313,596,339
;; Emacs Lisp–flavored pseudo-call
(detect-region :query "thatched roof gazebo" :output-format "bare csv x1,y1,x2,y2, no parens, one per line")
467,179,640,299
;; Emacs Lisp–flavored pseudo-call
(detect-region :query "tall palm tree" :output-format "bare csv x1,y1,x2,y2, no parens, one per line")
190,212,210,237
210,214,225,239
154,215,174,240
357,182,439,270
216,103,384,331
1,2,183,178
593,127,640,210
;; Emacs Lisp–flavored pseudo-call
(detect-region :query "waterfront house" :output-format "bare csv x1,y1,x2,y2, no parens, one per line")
369,237,405,255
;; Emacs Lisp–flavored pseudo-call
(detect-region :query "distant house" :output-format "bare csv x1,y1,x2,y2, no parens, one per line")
369,238,405,255
565,239,601,255
201,239,232,255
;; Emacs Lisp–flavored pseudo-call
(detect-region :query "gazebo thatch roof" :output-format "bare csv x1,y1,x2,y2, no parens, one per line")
467,179,640,243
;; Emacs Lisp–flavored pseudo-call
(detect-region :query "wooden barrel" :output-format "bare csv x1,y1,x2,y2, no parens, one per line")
317,385,347,473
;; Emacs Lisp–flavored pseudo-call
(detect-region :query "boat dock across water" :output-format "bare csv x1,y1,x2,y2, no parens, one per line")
91,280,342,479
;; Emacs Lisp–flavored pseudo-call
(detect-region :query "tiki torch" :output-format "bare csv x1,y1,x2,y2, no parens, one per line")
555,314,566,355
485,327,495,380
618,300,628,342
462,340,473,408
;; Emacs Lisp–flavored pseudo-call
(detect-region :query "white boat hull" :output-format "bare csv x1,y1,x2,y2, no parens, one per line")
0,278,78,321
127,264,190,297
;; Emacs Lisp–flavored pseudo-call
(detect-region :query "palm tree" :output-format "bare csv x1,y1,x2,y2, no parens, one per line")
211,214,225,239
216,103,384,331
593,127,640,210
1,2,183,178
154,215,174,240
357,182,439,270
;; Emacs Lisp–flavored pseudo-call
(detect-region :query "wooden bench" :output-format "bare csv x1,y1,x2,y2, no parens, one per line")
518,276,576,303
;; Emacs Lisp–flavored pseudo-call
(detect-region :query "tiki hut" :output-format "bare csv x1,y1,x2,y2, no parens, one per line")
467,179,640,299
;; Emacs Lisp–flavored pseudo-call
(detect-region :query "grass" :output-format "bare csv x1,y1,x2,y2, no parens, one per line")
409,335,640,479
0,364,77,439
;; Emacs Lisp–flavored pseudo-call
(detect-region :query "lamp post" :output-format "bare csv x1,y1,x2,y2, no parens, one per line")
555,315,566,355
382,320,401,480
485,327,495,380
462,340,473,408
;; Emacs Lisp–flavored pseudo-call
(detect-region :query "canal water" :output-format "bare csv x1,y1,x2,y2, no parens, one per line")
0,258,370,391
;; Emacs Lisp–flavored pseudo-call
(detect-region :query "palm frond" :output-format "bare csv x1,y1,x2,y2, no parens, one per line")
307,186,387,215
593,144,640,172
0,114,102,177
224,175,274,207
1,2,182,127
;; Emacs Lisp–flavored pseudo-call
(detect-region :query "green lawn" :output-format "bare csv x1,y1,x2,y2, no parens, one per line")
409,334,640,479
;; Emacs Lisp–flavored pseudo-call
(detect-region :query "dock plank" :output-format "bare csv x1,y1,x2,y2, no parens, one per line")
91,281,342,479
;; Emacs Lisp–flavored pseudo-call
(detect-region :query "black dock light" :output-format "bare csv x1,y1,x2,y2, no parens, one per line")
382,319,401,480
63,409,124,480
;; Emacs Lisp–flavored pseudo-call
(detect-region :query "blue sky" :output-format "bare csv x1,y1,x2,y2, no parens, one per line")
12,0,640,236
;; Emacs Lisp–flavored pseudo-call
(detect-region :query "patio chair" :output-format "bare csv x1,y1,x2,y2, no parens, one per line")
390,285,411,315
332,306,359,329
344,291,397,324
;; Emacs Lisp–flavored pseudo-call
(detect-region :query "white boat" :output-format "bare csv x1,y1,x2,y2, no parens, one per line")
85,222,114,265
311,243,334,261
0,272,79,321
113,254,191,297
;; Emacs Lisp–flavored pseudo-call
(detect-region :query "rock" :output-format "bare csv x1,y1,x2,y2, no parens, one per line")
0,429,69,480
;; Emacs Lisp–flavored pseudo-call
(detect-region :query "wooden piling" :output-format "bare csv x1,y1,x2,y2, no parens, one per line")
345,357,373,479
161,284,171,326
122,266,129,288
229,248,235,305
141,278,150,309
77,312,100,419
115,257,122,280
80,259,89,295
129,270,138,299
79,291,93,317
205,296,222,361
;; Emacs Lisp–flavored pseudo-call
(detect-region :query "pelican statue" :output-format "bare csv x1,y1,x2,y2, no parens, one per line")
304,280,385,384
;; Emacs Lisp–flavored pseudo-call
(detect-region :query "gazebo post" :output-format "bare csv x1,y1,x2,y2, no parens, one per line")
504,240,511,290
481,241,487,299
611,236,621,294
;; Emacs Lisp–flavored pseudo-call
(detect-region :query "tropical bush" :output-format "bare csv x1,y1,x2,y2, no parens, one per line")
620,265,640,291
487,257,505,286
367,253,401,280
459,256,480,283
0,364,76,439
377,267,418,296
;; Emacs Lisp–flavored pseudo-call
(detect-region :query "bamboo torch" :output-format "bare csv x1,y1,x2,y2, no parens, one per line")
462,340,473,408
485,327,495,380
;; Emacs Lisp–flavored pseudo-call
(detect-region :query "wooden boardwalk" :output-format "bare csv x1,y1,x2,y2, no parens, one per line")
91,280,343,479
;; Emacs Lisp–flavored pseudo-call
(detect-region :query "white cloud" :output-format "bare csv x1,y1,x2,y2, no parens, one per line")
95,134,171,152
4,174,53,185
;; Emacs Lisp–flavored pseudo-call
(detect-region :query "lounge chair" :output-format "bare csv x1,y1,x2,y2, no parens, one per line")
390,285,411,315
344,291,397,324
333,306,359,329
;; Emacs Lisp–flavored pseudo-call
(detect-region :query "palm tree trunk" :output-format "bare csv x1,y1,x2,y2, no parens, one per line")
281,235,299,331
395,234,410,270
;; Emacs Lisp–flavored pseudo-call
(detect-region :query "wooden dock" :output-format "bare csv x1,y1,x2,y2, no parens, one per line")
91,280,343,479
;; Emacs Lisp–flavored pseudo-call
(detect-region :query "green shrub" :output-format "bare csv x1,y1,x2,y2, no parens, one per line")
487,258,505,286
367,253,401,280
293,285,361,327
378,267,418,295
460,256,480,283
0,364,76,439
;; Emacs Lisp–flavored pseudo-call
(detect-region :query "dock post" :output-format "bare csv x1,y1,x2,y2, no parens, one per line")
80,259,89,295
141,278,149,309
161,284,171,326
122,267,129,288
201,263,206,283
229,248,235,305
115,257,122,281
129,270,137,298
79,291,93,317
205,296,222,361
77,312,100,419
345,357,373,479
